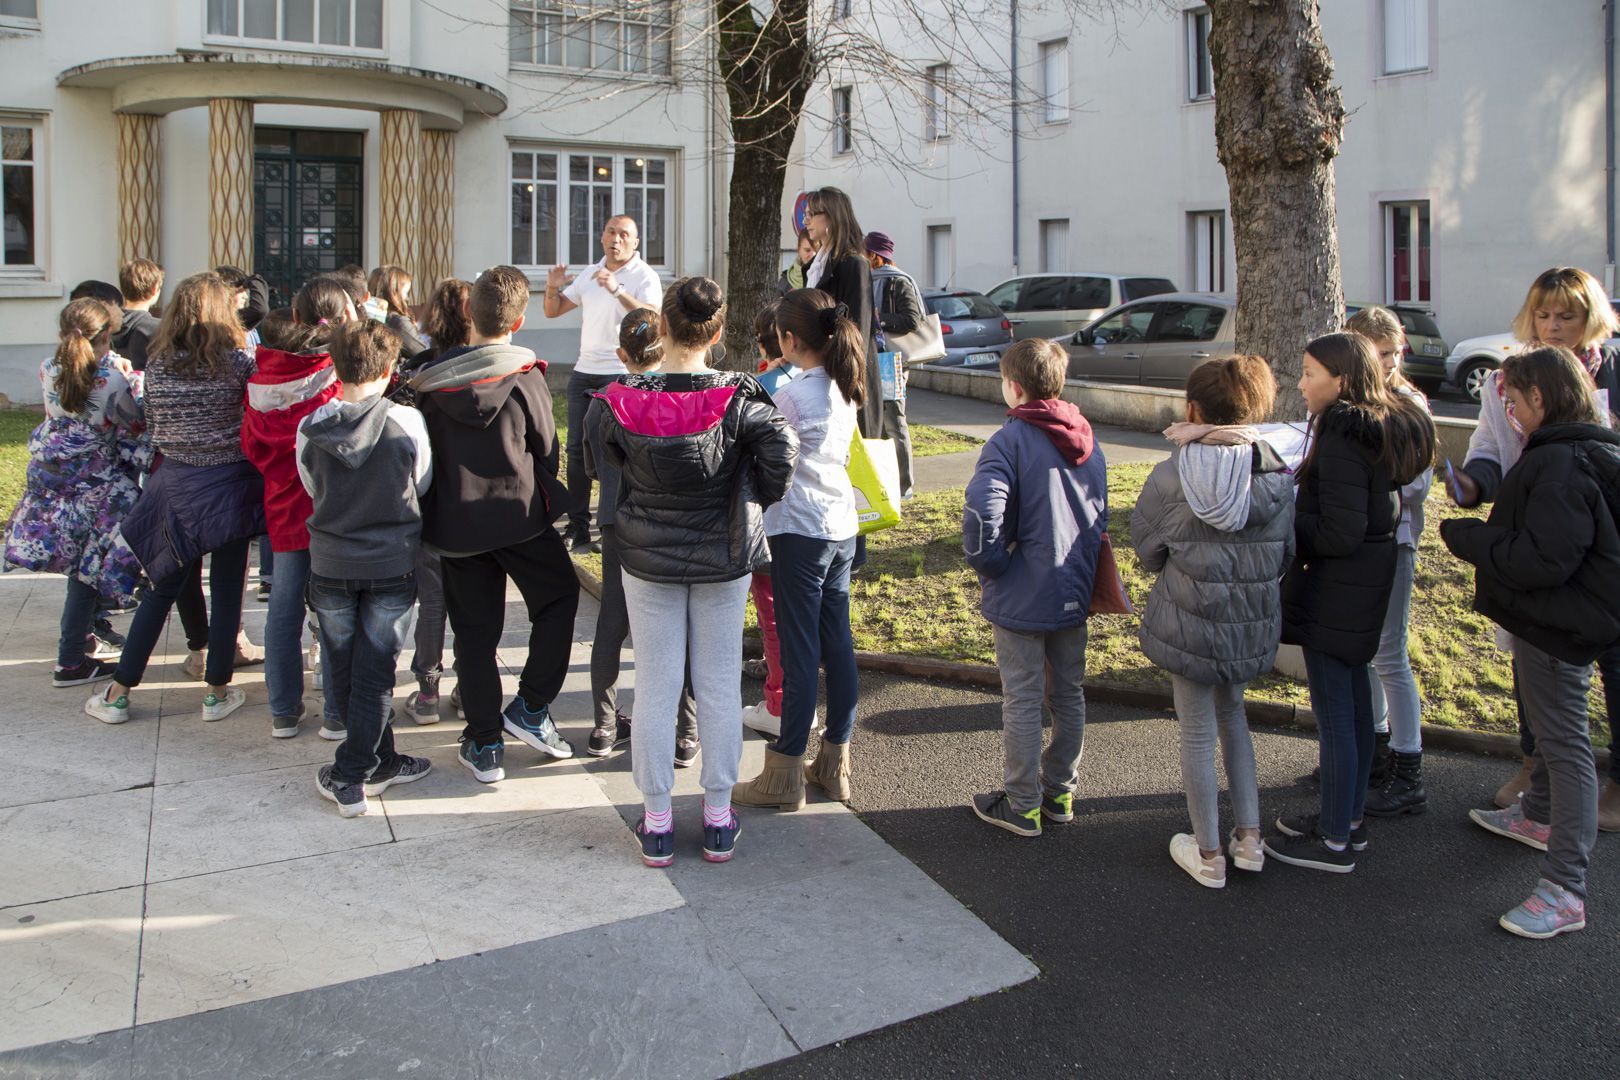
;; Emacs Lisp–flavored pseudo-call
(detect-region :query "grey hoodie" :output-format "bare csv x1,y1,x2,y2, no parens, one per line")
296,395,433,579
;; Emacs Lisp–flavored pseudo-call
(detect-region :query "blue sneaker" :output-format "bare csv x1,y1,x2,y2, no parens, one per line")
502,698,574,759
1500,878,1586,939
703,810,742,863
458,737,506,784
635,817,675,868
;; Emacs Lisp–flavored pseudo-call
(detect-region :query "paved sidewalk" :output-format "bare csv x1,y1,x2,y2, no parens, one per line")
0,570,1033,1078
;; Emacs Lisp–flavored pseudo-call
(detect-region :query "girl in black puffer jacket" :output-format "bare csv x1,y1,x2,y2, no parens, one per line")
594,277,798,868
1269,333,1435,875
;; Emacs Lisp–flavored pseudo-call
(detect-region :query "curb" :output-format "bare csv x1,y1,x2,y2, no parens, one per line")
572,559,1603,767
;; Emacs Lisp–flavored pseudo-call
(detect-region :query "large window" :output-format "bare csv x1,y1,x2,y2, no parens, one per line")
1189,210,1225,292
1038,219,1068,273
1186,7,1213,101
511,148,670,269
206,0,383,50
1039,39,1069,124
1384,201,1431,304
833,86,853,154
509,1,673,76
925,64,949,141
0,0,39,24
1382,0,1429,75
2,122,39,270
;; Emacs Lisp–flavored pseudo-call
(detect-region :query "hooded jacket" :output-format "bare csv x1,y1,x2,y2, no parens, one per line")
1280,401,1400,664
963,399,1109,632
593,371,798,584
113,308,161,371
240,346,341,552
411,343,567,558
296,395,432,580
1133,439,1296,685
1443,423,1620,665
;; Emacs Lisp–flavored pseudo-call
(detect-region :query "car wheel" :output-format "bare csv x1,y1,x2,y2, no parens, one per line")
1460,360,1496,403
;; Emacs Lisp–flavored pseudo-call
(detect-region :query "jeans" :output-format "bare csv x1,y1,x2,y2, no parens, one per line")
590,527,696,735
410,547,447,686
257,536,273,584
309,571,416,784
115,539,250,689
1302,647,1376,844
882,397,913,497
769,533,859,758
750,572,784,716
1518,645,1620,783
175,560,210,651
1172,675,1259,852
994,623,1088,813
441,529,580,745
565,370,619,538
1515,638,1599,898
58,576,99,668
264,548,311,719
1370,545,1422,754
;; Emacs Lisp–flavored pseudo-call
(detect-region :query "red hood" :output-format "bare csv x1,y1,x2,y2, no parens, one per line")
250,346,333,382
241,347,342,551
597,381,738,437
1008,399,1095,465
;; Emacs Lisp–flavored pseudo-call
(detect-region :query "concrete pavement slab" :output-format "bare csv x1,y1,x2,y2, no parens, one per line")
0,787,153,908
0,887,144,1052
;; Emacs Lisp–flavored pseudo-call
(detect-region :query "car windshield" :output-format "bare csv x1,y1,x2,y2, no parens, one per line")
1122,277,1177,301
926,293,1003,320
1397,310,1443,339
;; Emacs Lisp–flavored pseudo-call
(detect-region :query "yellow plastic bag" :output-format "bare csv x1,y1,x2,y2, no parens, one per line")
849,431,902,535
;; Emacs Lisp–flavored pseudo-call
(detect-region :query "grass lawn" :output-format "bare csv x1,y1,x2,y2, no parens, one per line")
0,409,41,524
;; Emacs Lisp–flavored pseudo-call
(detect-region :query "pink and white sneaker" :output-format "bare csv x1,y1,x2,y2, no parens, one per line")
1500,879,1586,939
1468,804,1550,852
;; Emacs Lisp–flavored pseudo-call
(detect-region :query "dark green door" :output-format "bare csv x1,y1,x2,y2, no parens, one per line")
253,128,364,310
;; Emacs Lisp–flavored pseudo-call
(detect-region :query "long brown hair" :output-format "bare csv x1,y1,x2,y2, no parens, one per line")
367,265,413,320
1302,332,1435,486
778,288,866,407
805,187,864,264
419,278,472,351
291,277,354,352
1501,347,1606,427
150,272,247,377
54,298,118,415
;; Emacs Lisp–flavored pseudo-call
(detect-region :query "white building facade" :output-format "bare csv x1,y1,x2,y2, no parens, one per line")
793,0,1618,347
0,0,725,401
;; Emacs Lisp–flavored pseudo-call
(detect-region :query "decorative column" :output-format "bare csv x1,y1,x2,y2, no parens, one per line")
207,98,254,269
418,129,455,289
379,109,422,279
116,114,161,266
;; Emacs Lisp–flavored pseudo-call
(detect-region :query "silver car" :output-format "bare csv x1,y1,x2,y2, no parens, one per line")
1061,293,1236,387
985,272,1178,340
920,290,1014,368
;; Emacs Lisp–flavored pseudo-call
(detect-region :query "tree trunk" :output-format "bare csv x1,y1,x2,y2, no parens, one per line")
1207,0,1345,420
722,140,791,370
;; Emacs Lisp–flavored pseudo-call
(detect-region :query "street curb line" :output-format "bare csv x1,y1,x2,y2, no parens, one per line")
573,559,1603,767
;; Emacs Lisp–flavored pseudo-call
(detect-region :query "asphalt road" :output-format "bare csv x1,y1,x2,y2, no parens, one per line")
746,671,1614,1080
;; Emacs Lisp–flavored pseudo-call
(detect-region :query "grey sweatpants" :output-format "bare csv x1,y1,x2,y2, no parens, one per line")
622,573,750,816
994,624,1088,813
1515,637,1599,899
1171,674,1260,851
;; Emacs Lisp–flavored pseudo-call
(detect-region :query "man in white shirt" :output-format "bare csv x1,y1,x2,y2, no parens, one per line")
542,215,663,552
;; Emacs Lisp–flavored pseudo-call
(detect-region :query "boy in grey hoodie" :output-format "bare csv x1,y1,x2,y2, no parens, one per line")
298,321,435,818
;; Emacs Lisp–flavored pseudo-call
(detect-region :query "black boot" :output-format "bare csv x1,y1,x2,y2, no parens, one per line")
1367,731,1393,788
1364,750,1426,817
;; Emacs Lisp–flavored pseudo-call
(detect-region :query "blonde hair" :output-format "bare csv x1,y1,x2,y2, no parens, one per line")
54,298,117,415
1346,305,1411,390
999,338,1068,400
1512,267,1619,349
150,272,247,378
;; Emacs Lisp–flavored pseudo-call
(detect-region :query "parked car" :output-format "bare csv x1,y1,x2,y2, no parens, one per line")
1344,302,1449,392
1441,300,1620,402
1061,293,1235,387
985,272,1178,339
918,290,1014,368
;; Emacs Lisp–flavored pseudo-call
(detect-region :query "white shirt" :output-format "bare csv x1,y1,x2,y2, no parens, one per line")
764,368,859,542
562,254,664,375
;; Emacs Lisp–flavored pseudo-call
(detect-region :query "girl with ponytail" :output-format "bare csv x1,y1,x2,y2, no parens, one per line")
734,288,864,811
5,298,147,687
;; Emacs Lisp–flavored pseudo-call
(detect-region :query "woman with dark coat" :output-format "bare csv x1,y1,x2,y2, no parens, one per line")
1268,332,1435,874
802,187,881,437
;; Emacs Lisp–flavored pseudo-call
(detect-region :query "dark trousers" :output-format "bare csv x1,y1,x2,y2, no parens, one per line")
1518,645,1620,783
410,547,447,685
58,576,98,668
115,540,250,688
769,532,859,758
1302,647,1376,844
442,529,580,745
882,397,913,496
309,571,416,784
591,526,696,736
565,370,619,538
175,560,210,651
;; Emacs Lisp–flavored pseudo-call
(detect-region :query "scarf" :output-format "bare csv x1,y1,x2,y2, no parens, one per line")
807,247,832,290
1162,422,1260,447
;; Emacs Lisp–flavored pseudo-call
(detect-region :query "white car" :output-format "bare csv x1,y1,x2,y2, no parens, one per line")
1445,299,1620,402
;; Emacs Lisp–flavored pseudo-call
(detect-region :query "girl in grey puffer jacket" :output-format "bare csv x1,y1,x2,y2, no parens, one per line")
1131,356,1294,889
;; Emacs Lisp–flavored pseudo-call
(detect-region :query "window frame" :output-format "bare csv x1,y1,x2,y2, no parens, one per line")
1185,7,1214,102
832,85,854,155
1038,38,1070,125
925,63,949,142
1037,218,1069,274
1380,0,1431,77
925,223,954,289
0,113,47,281
833,0,853,21
0,0,40,32
508,0,676,80
1189,210,1226,292
1383,200,1432,305
203,0,387,56
508,145,674,273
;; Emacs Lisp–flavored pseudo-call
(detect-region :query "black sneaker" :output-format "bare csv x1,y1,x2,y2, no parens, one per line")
1276,812,1369,852
1041,790,1075,824
316,765,368,818
271,702,306,740
257,581,271,603
971,791,1042,837
635,817,674,868
674,737,699,769
363,754,433,796
53,659,118,687
1262,829,1356,873
587,712,632,757
92,618,126,647
502,698,574,759
703,810,742,863
458,737,505,784
569,532,601,555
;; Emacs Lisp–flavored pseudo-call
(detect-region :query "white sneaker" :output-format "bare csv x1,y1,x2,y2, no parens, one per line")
85,687,130,725
201,686,246,722
740,701,780,737
1228,830,1265,872
1170,833,1227,889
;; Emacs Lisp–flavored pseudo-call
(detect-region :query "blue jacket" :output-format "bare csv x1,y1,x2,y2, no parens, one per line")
120,457,267,585
963,400,1108,632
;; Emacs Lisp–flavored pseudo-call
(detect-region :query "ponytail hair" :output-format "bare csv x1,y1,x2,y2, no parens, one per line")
291,277,354,352
55,298,117,415
777,287,866,407
661,276,727,348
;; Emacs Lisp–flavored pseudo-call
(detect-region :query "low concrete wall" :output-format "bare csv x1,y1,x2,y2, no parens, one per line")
1433,417,1474,469
910,365,1188,432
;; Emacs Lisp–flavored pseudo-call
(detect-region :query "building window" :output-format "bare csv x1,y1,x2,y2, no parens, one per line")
511,148,670,270
1038,219,1068,273
833,0,852,20
925,64,949,141
926,224,953,288
1382,0,1429,75
1384,201,1431,304
1186,7,1213,101
2,122,39,270
1190,211,1225,292
1039,39,1069,125
509,1,674,76
0,0,39,26
206,0,384,50
833,86,853,154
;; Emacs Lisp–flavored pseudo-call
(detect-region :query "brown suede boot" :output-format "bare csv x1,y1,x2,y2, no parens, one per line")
732,748,805,811
1599,778,1620,833
805,740,852,803
1494,756,1535,810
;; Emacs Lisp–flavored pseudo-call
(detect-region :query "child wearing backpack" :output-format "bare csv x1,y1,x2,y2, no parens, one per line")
1132,355,1293,887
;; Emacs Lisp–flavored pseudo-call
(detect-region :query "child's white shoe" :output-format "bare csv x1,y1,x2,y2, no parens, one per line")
1170,833,1227,889
1227,829,1265,872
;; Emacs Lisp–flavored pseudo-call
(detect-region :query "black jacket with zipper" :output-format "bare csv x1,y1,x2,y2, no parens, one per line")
814,253,882,436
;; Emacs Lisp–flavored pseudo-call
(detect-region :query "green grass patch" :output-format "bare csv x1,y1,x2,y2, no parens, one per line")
909,424,983,458
0,408,41,525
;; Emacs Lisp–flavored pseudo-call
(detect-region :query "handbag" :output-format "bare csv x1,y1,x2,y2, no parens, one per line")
848,432,902,535
888,313,946,365
1088,531,1134,615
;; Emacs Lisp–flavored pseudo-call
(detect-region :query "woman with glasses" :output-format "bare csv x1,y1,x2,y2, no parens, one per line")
802,188,881,437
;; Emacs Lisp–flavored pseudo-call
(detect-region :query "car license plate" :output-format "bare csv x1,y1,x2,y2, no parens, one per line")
968,352,999,365
1423,344,1444,356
